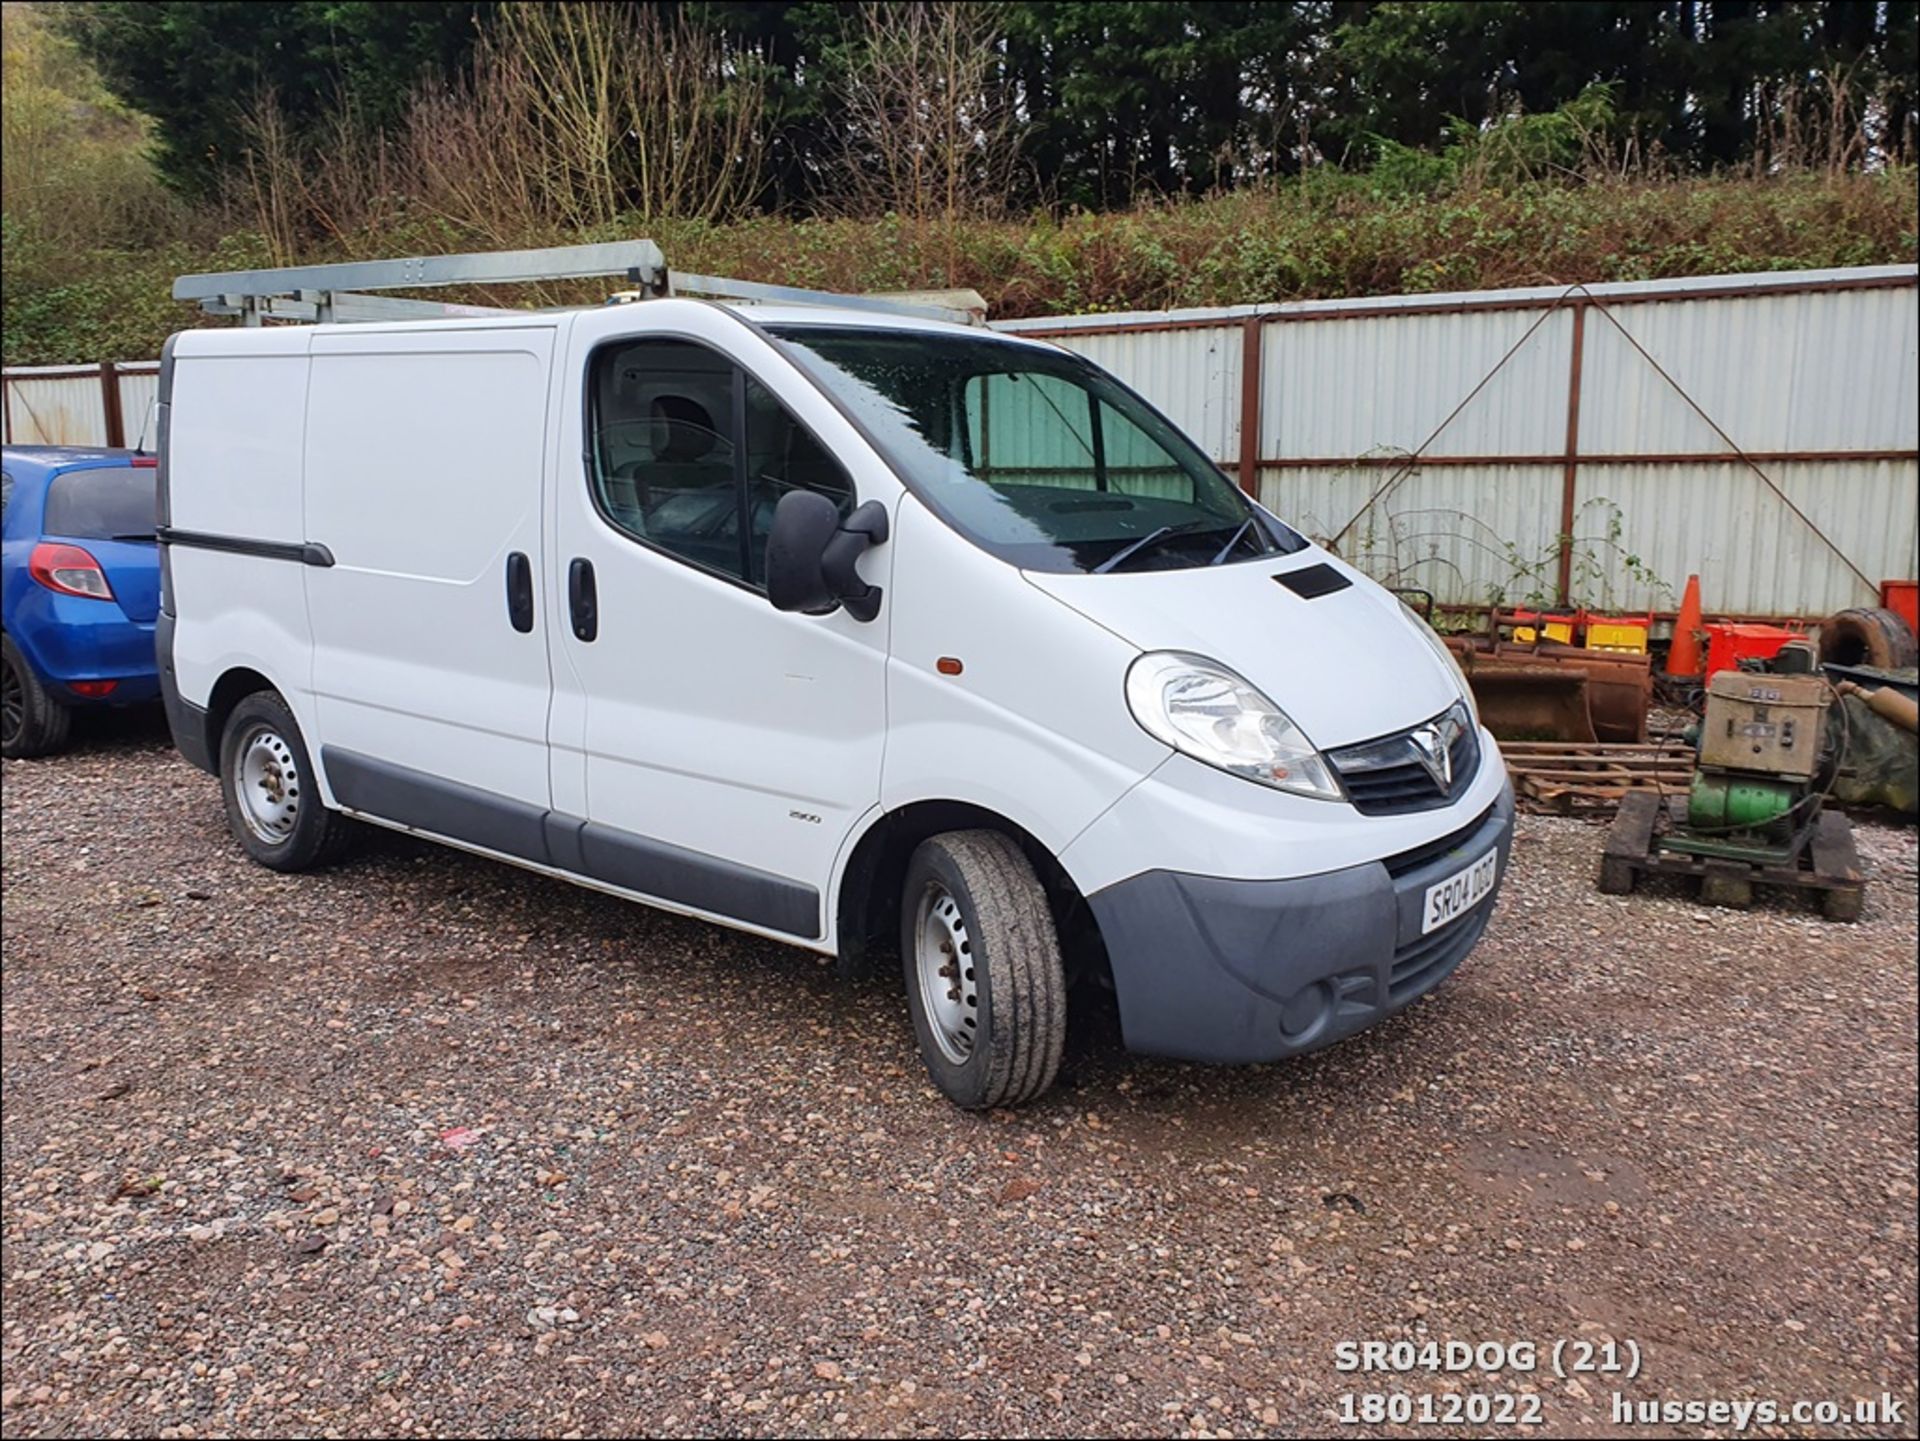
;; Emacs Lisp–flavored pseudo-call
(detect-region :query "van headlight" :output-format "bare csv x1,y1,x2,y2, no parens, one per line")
1404,605,1479,726
1125,651,1342,800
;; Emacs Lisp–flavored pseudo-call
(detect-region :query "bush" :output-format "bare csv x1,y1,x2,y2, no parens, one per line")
5,169,1915,365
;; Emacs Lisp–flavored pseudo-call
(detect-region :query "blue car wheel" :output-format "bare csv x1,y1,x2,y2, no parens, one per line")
1,632,73,759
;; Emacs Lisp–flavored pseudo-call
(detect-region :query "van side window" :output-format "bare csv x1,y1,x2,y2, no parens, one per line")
744,376,853,586
588,339,854,586
589,338,742,579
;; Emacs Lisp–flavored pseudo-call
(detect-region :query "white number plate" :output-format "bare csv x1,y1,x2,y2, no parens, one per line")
1421,848,1499,934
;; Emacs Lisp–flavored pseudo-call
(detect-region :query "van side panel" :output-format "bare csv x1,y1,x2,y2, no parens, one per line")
303,328,557,811
165,334,316,729
167,341,311,542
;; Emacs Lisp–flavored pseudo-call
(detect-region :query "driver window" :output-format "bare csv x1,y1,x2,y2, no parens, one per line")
744,376,853,586
590,338,853,586
591,337,742,579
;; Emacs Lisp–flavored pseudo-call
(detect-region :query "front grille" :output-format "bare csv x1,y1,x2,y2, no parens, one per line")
1389,902,1492,1003
1329,705,1480,816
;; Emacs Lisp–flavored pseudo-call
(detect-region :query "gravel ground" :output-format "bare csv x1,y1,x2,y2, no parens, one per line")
4,711,1916,1439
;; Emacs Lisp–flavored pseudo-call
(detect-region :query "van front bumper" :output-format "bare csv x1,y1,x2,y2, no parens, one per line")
1086,784,1513,1064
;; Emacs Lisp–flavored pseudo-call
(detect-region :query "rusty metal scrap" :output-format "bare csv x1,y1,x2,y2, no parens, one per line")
1447,637,1653,745
1500,740,1696,815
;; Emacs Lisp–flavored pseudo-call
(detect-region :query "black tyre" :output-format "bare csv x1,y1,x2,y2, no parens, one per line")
1817,607,1918,671
218,690,352,871
1,634,72,759
900,830,1066,1109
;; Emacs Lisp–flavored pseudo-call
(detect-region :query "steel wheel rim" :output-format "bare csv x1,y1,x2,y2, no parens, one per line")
232,724,301,843
914,881,978,1064
1,657,22,747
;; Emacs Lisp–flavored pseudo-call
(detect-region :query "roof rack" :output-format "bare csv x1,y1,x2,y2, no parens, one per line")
172,239,983,326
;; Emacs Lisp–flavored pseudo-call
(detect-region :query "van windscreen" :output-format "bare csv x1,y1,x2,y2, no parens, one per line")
44,465,157,541
765,326,1305,574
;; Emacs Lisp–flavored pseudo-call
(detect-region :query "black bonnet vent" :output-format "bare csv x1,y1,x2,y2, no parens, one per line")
1273,563,1352,599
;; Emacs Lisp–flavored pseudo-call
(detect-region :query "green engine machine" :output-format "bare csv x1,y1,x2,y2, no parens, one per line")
1663,671,1832,865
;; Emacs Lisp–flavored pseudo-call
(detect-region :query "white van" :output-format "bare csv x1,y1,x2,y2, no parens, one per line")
156,286,1512,1108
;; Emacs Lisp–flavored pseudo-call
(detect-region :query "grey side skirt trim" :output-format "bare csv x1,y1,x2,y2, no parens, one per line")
575,821,820,939
319,747,821,939
325,747,548,866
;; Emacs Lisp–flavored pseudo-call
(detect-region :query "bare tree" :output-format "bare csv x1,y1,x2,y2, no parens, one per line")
1753,65,1872,177
483,3,767,229
836,1,1023,280
239,87,419,261
238,3,768,261
400,40,553,248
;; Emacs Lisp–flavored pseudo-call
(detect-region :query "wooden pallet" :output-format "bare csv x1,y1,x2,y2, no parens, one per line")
1596,790,1865,920
1501,741,1696,815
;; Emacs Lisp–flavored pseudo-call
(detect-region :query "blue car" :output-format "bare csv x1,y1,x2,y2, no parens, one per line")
2,446,161,757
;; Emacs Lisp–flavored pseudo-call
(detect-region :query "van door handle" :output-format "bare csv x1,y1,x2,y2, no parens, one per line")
568,557,597,642
505,551,534,633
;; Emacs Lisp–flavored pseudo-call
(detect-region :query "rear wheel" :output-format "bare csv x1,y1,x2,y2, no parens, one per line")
219,690,352,871
901,830,1066,1109
1,634,72,760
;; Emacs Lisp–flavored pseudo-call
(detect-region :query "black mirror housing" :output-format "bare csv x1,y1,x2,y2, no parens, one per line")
766,493,889,622
766,490,841,614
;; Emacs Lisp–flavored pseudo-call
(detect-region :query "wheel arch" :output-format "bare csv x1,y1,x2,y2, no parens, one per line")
202,665,280,765
832,798,1107,985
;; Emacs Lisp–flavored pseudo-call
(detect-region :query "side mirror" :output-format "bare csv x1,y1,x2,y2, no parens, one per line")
766,493,889,622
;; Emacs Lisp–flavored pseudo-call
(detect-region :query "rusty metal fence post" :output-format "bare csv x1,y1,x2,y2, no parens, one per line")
1237,316,1263,497
1555,303,1587,606
100,361,126,448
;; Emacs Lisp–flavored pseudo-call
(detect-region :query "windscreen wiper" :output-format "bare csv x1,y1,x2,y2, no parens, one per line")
1207,518,1259,565
1093,520,1209,574
111,532,157,541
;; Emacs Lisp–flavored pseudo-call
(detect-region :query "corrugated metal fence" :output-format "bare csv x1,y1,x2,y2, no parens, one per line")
999,265,1919,619
7,265,1914,618
1,361,161,452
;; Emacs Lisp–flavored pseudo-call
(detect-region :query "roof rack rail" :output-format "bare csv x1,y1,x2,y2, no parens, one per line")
173,239,983,326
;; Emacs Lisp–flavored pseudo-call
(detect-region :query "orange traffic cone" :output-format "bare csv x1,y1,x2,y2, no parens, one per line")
1667,573,1704,677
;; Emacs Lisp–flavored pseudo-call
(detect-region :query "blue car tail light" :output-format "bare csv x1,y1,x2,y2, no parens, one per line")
28,542,116,601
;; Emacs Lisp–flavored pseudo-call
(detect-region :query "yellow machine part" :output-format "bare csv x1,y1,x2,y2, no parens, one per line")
1585,620,1649,654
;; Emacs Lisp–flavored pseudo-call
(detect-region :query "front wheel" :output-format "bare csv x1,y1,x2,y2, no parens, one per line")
219,690,353,871
901,830,1066,1109
1,634,72,759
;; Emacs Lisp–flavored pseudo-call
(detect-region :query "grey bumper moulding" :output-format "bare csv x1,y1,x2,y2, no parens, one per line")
1088,785,1514,1064
154,611,213,775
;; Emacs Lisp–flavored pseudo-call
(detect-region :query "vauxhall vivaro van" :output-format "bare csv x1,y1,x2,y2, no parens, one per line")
156,279,1512,1108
